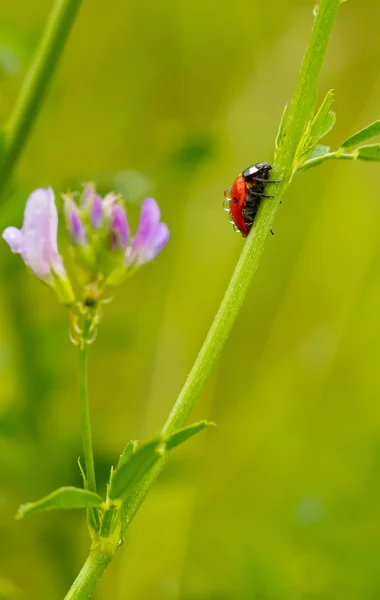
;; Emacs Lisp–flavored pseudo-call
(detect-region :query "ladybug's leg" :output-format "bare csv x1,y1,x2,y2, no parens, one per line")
253,178,281,184
250,192,274,199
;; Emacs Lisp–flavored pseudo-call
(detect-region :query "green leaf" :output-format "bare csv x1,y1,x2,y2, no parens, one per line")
165,420,216,451
309,144,330,160
356,144,380,161
117,440,137,470
109,438,162,501
341,120,380,149
17,487,103,519
294,90,335,172
309,89,335,141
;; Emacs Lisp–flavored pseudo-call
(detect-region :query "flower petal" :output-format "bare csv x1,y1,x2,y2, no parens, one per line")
90,194,103,228
2,227,24,254
110,204,129,250
126,198,169,266
23,188,64,281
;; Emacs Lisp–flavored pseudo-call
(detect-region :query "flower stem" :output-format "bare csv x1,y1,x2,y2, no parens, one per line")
0,0,82,198
78,321,97,495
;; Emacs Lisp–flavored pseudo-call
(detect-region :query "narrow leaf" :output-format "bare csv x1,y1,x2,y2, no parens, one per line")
17,487,103,519
309,89,335,140
341,121,380,149
109,438,162,501
117,440,137,470
356,144,380,161
166,420,216,451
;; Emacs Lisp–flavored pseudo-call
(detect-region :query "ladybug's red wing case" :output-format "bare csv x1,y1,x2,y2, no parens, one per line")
223,162,273,237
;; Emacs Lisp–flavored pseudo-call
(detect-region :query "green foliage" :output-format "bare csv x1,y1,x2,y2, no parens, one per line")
296,117,380,172
293,90,336,172
17,487,103,519
117,440,137,470
165,420,215,450
341,120,380,149
109,439,162,501
356,143,380,161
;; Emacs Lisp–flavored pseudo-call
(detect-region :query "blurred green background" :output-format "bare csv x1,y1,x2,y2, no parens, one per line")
0,0,380,598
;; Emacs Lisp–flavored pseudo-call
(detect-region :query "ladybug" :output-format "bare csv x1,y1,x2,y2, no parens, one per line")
224,162,275,237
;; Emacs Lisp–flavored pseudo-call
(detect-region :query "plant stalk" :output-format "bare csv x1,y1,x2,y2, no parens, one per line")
64,547,114,600
0,0,83,198
78,322,97,495
65,0,341,597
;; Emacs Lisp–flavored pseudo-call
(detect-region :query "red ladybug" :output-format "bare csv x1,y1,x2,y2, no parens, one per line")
224,162,274,237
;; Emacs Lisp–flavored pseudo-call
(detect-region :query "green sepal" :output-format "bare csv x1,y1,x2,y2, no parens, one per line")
340,120,380,149
165,420,216,451
109,439,162,501
50,267,76,307
356,144,380,161
16,486,103,519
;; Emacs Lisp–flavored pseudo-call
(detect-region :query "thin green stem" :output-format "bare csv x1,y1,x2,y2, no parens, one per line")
0,0,82,198
299,149,356,171
64,547,114,600
162,0,341,435
121,0,341,522
65,0,341,597
78,328,96,495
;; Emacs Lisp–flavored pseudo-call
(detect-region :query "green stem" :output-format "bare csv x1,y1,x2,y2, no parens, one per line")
64,547,114,600
78,324,96,495
299,149,356,171
65,0,341,597
0,0,82,197
163,0,341,436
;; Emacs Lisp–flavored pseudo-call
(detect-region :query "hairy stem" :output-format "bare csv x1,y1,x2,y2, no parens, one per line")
0,0,83,198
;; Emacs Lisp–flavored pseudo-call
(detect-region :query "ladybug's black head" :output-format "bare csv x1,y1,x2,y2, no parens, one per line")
242,162,272,182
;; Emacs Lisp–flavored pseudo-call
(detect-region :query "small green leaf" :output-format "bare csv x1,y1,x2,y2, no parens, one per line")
117,440,137,470
309,89,335,141
309,144,330,160
17,487,103,519
165,420,216,451
109,438,162,501
341,121,380,149
356,144,380,161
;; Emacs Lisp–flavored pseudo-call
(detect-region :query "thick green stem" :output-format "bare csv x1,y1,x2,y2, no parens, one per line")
0,0,82,198
65,0,341,597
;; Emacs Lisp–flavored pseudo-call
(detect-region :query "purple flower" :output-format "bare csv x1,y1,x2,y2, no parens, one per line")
90,194,103,228
64,196,86,245
3,188,65,282
126,198,170,266
82,184,103,228
110,204,129,250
